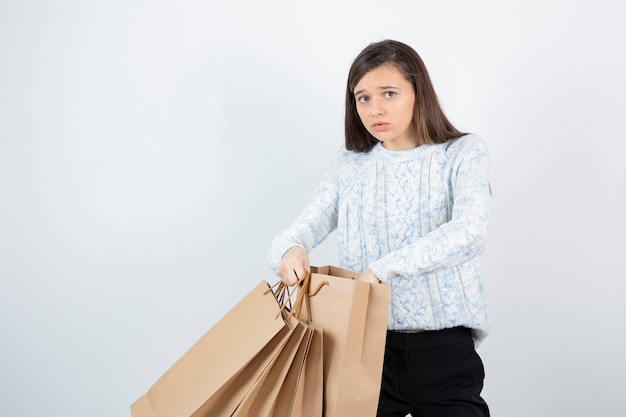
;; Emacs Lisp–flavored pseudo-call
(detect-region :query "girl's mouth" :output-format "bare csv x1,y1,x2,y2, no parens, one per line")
372,123,390,132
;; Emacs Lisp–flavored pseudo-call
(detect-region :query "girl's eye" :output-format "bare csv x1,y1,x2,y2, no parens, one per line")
384,91,396,98
357,96,369,103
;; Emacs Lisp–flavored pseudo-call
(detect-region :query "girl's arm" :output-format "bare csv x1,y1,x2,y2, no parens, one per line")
266,168,340,273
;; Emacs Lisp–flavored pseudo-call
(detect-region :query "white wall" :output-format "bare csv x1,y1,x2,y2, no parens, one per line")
1,1,624,416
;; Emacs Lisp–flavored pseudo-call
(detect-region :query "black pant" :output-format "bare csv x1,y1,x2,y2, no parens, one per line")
376,327,490,417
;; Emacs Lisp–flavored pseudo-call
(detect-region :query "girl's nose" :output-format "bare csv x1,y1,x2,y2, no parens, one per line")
370,98,385,116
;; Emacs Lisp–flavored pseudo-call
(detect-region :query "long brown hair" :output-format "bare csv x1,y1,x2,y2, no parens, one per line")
345,40,465,152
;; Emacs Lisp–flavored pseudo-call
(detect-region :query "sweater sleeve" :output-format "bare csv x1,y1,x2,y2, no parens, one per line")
369,136,491,281
265,162,340,271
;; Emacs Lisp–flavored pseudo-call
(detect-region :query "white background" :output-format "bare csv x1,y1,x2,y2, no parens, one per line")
1,1,625,416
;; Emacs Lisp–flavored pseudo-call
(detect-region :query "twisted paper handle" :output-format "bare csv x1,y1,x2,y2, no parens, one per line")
266,271,329,321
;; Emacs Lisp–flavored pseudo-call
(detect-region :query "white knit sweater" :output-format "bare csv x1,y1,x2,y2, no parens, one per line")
267,134,491,345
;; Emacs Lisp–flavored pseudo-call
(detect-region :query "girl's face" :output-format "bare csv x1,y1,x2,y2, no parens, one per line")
353,64,418,150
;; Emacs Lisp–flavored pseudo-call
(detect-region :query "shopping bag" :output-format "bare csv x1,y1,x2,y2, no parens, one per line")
304,265,390,417
289,322,324,417
266,322,315,417
198,322,293,417
231,316,311,417
270,278,325,417
231,276,324,417
130,280,289,417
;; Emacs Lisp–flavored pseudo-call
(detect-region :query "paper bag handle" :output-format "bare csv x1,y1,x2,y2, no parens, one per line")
266,271,328,321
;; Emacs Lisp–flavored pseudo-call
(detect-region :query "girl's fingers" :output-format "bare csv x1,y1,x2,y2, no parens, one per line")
277,246,311,286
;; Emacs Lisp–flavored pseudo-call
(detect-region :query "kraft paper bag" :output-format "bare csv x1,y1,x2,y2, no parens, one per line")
305,265,390,417
232,317,312,417
205,281,321,417
198,323,293,417
229,275,325,417
269,322,323,417
289,324,324,417
130,280,289,417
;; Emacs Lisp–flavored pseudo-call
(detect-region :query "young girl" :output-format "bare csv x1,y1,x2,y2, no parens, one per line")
267,39,491,417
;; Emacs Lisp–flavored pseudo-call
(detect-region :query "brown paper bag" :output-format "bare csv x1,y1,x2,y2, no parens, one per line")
232,317,312,417
305,265,390,417
130,280,289,417
231,276,323,417
268,321,325,417
289,324,324,417
198,323,293,417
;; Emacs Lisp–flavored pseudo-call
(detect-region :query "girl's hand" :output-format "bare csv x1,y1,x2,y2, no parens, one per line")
359,268,381,284
276,246,310,286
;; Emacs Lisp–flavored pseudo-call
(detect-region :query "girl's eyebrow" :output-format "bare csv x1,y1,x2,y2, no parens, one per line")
354,86,399,96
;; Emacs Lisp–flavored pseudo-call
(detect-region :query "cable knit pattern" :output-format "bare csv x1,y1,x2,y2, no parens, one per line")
267,134,491,345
